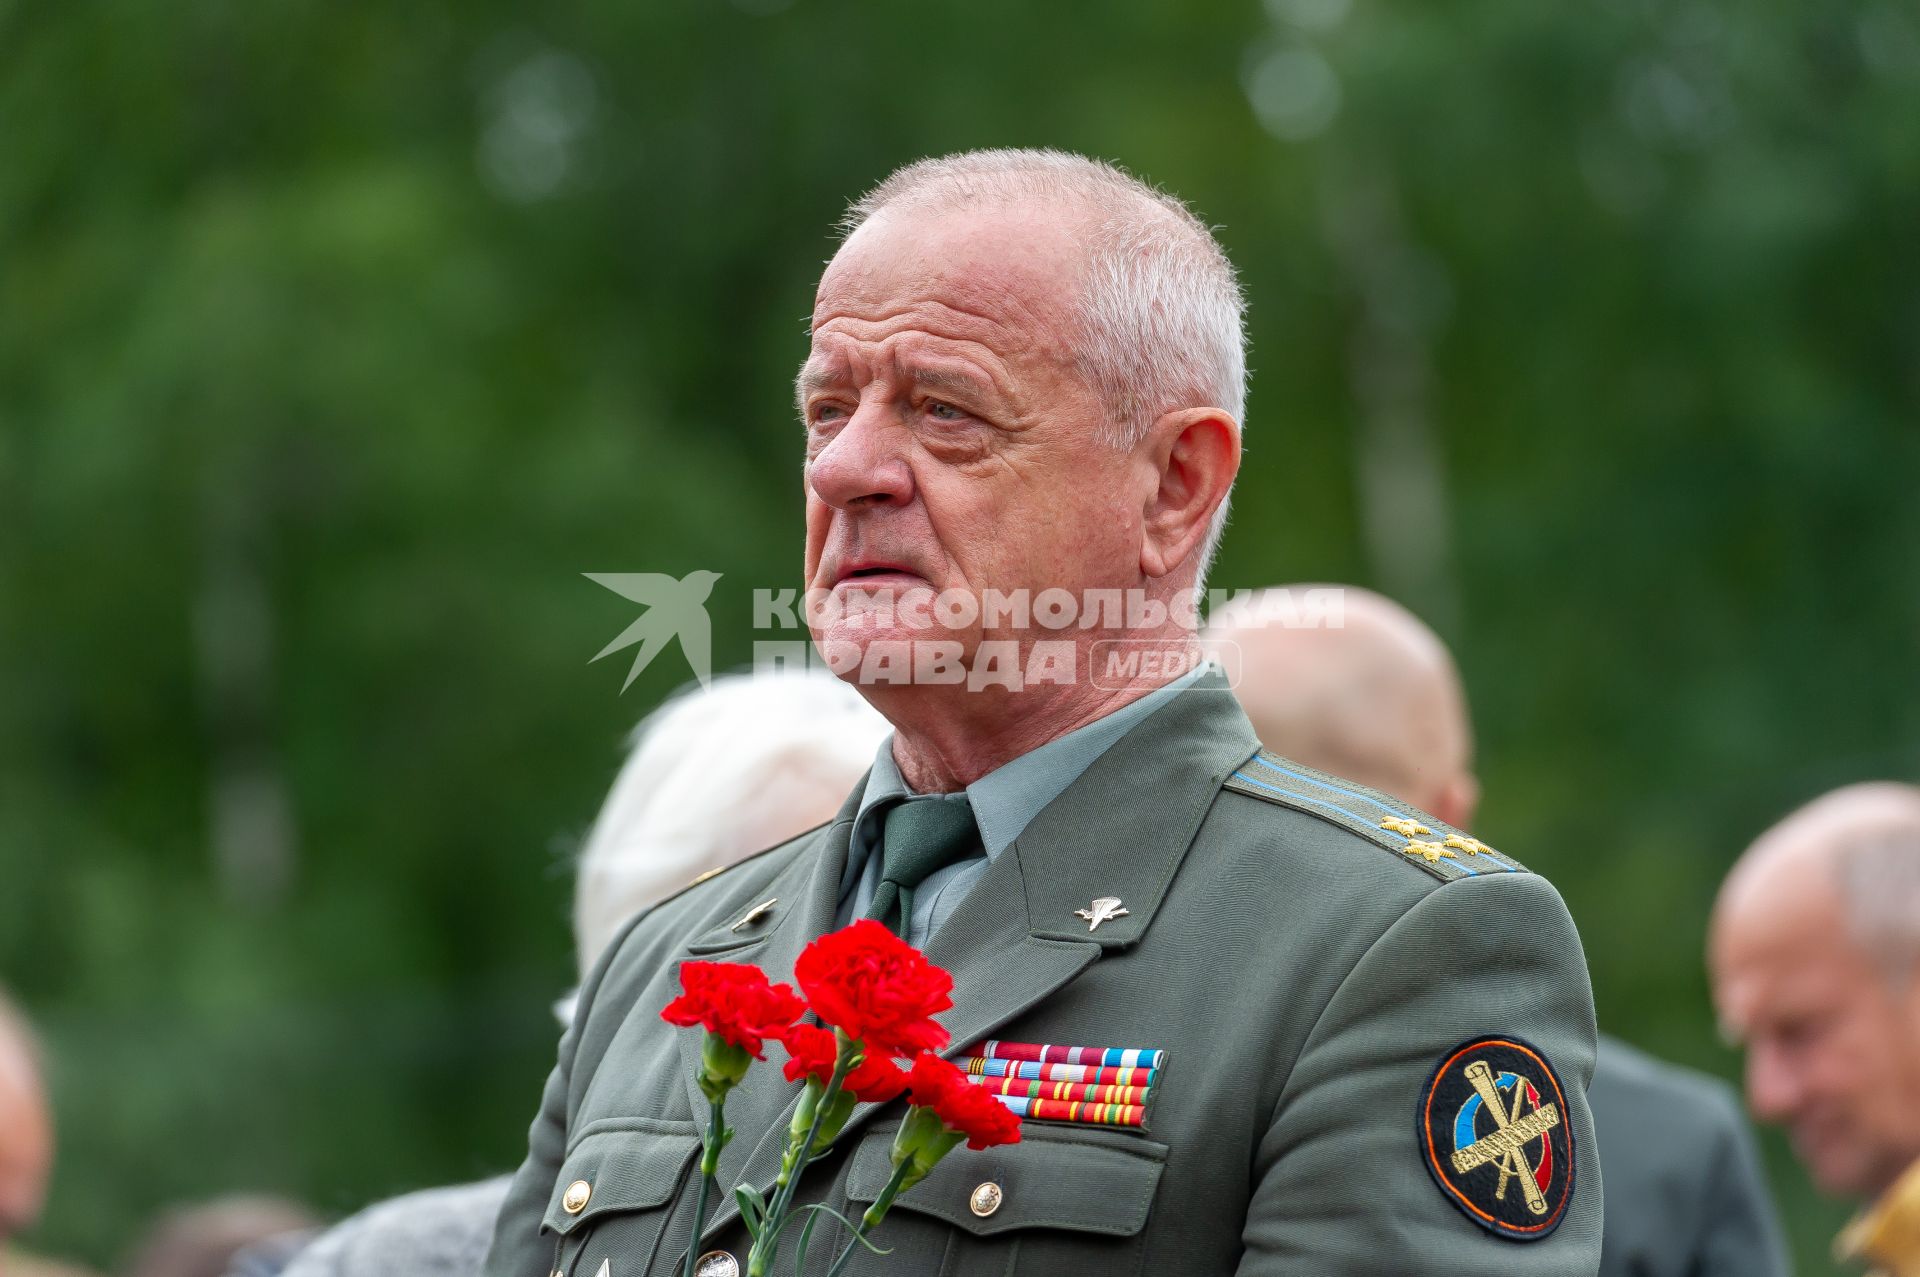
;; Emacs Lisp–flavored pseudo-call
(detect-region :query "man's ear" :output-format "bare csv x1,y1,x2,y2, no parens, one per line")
1432,774,1481,832
1140,407,1241,579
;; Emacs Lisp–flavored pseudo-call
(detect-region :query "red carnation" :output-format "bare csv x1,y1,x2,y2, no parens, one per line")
906,1053,1023,1150
793,920,954,1057
779,1023,908,1104
661,960,806,1059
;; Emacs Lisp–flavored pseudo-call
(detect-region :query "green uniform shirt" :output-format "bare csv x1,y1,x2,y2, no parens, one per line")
485,669,1604,1275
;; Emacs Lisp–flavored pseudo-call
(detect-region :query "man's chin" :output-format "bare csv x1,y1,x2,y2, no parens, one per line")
811,581,935,630
809,627,977,687
1800,1137,1881,1199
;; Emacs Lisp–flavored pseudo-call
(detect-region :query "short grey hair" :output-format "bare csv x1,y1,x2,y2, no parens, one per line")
569,669,888,985
842,149,1248,581
1835,817,1920,989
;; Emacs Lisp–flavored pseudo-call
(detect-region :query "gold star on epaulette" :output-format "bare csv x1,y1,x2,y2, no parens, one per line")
1381,816,1431,838
1443,833,1492,857
1403,839,1456,864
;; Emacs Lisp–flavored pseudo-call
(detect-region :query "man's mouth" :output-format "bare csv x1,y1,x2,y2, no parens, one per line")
1790,1117,1838,1161
834,562,923,587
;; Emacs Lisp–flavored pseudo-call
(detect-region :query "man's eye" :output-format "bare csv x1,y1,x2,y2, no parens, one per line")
810,402,848,424
927,400,965,421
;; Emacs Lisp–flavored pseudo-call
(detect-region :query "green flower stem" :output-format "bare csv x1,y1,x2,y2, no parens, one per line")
747,1029,859,1277
681,1095,728,1277
823,1158,914,1277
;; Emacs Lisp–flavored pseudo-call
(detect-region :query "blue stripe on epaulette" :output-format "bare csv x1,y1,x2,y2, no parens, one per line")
1223,749,1528,881
1250,754,1401,815
1247,755,1516,871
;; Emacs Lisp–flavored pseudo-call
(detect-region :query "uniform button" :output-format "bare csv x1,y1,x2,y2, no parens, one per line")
970,1181,1004,1218
694,1251,740,1277
562,1179,592,1213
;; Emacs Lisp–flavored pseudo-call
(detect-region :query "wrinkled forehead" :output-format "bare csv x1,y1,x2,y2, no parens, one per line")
812,201,1091,341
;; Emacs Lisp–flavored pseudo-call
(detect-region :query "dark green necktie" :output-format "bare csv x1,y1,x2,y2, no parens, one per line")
865,797,980,936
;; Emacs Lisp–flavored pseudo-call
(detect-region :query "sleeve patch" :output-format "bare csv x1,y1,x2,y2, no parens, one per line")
1417,1035,1575,1242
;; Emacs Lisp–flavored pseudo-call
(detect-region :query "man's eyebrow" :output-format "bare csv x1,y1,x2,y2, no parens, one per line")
908,367,996,399
795,364,843,397
793,363,1002,403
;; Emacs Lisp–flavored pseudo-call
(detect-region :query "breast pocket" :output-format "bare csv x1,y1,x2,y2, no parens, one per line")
838,1123,1169,1277
541,1118,702,1276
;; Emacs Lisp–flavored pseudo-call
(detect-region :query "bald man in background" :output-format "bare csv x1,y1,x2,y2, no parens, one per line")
1206,586,1791,1277
0,994,94,1277
1712,783,1920,1272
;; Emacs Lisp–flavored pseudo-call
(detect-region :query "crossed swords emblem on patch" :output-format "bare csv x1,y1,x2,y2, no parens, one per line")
1448,1058,1563,1216
1420,1034,1574,1242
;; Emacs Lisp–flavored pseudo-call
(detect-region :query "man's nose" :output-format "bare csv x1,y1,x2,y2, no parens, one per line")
806,401,912,511
1745,1043,1802,1123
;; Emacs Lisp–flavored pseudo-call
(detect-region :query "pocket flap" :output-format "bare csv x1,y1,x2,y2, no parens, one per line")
541,1118,702,1236
844,1123,1168,1238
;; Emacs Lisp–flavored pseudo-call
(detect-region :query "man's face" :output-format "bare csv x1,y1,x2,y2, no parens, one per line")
799,203,1150,675
1712,879,1920,1197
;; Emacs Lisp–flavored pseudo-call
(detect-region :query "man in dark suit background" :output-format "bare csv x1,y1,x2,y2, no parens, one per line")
1206,584,1791,1277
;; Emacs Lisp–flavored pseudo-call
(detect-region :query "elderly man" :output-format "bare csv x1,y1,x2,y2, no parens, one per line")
1711,782,1920,1266
485,149,1603,1276
1206,586,1789,1277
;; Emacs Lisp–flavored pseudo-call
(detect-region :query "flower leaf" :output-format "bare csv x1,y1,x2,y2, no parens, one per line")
734,1184,767,1239
794,1200,822,1272
794,1203,893,1256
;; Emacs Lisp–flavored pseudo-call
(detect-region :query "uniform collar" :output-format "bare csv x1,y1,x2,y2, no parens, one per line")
840,661,1212,897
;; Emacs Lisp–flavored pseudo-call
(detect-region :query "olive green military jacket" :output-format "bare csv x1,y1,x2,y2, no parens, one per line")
485,674,1603,1276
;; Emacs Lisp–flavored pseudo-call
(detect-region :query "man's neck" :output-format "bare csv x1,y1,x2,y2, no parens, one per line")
876,636,1200,792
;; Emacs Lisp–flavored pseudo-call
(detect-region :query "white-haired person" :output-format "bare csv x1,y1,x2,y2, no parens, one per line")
1711,782,1920,1272
268,670,887,1277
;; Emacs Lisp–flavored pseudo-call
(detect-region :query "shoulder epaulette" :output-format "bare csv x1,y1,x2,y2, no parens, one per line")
1223,749,1530,883
641,819,834,915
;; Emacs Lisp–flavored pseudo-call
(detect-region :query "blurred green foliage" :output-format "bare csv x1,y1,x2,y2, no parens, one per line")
2,0,1917,1268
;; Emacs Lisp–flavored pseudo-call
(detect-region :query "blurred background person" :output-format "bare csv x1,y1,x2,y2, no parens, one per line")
1205,585,1791,1277
567,666,890,994
275,669,885,1276
1711,783,1920,1272
0,993,95,1277
1206,585,1478,828
120,1198,317,1277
